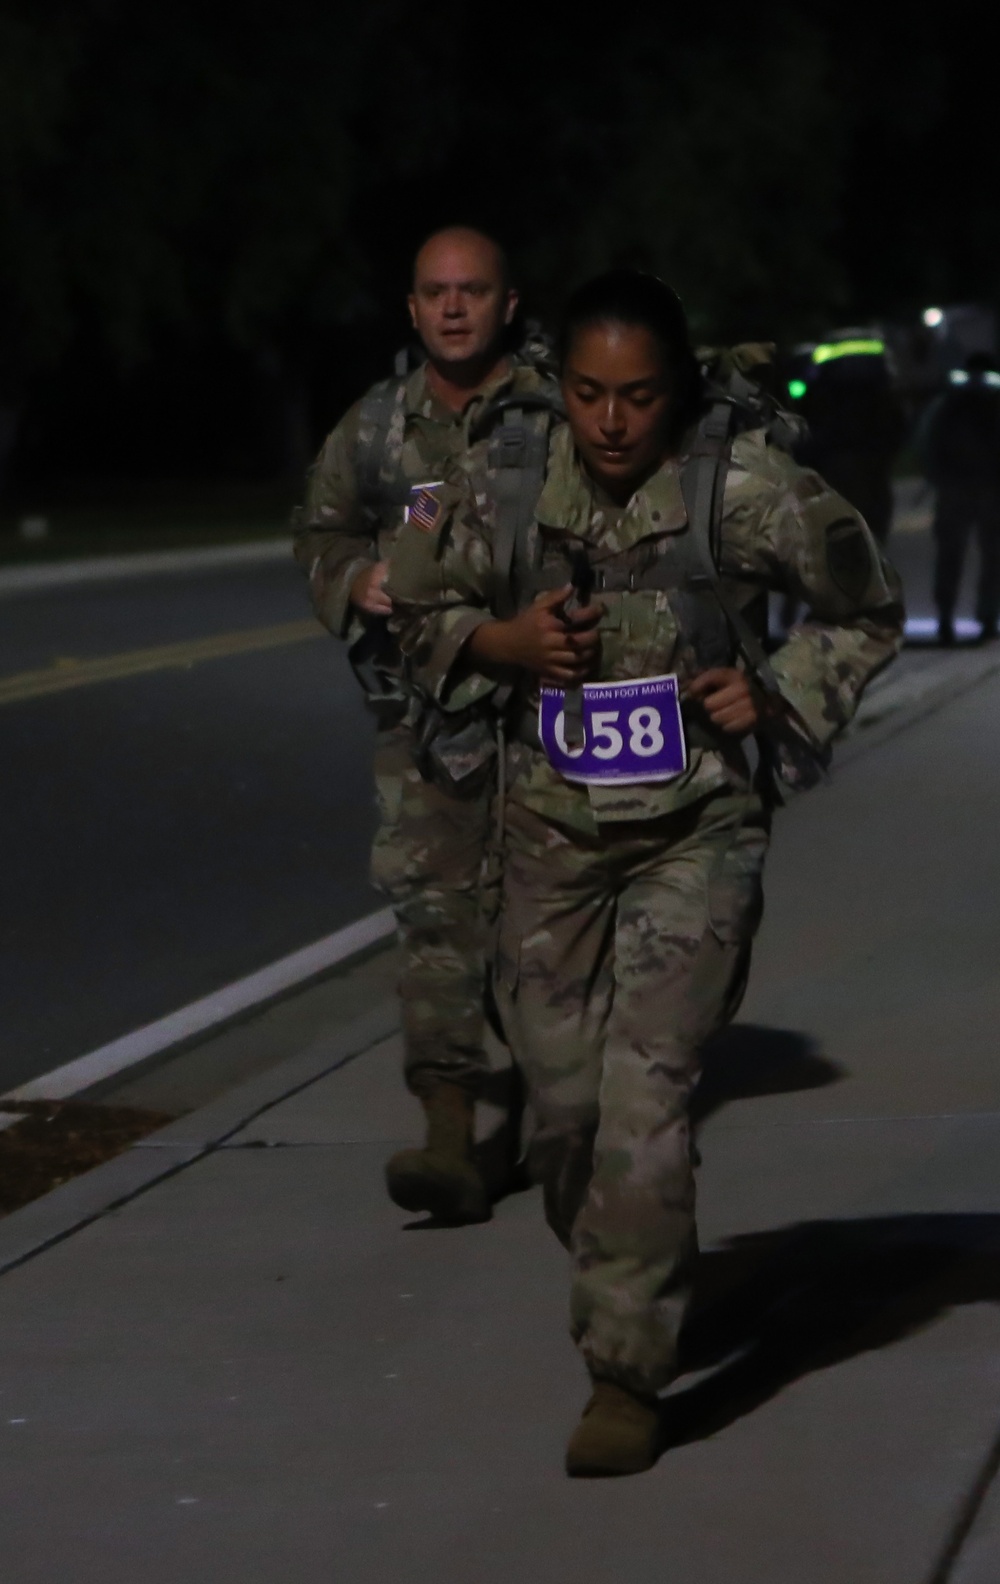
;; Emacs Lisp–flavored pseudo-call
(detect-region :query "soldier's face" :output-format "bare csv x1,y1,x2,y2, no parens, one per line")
562,322,674,500
409,235,517,368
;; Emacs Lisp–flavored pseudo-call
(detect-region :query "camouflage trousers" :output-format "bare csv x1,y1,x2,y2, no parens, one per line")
370,724,496,1097
494,790,768,1393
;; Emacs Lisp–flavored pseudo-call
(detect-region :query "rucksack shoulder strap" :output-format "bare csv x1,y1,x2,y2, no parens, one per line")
355,376,410,514
680,400,785,698
478,391,564,620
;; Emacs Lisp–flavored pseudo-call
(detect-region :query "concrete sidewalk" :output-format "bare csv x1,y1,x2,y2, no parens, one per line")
1,676,999,1582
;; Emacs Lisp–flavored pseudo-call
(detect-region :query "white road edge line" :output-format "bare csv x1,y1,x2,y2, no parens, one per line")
4,907,397,1104
0,538,289,598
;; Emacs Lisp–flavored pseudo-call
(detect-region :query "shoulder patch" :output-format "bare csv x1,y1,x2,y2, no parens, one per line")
826,516,873,601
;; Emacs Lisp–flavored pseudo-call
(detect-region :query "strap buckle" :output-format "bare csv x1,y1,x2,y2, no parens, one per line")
499,426,526,466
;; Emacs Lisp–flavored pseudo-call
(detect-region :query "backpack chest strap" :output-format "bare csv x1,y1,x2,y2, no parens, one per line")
521,530,707,598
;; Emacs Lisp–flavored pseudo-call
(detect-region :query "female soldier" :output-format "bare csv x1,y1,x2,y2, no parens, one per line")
388,271,903,1477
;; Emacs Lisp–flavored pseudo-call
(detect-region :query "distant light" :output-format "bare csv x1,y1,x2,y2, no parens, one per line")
948,369,970,385
812,338,885,365
984,371,1000,388
923,307,945,328
788,379,808,400
905,615,980,639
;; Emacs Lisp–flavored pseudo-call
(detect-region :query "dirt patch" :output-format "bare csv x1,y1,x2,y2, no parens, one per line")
0,1100,174,1217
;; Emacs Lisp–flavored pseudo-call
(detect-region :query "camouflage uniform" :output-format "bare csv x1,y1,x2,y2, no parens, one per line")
293,358,557,1096
390,421,904,1391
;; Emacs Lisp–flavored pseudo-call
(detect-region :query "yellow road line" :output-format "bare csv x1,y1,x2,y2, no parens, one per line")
0,619,324,706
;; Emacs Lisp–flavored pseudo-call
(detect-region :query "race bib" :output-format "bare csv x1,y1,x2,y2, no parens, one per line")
538,675,687,786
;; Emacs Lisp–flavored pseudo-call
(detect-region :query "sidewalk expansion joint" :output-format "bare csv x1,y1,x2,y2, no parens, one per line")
131,1138,393,1150
924,1418,1000,1584
216,1138,398,1149
0,1011,397,1282
706,1110,1000,1132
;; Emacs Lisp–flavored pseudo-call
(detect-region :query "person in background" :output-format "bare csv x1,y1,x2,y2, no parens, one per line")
798,330,906,547
916,351,1000,645
779,331,903,632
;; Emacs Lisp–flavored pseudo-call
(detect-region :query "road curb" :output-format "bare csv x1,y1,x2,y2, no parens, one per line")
0,538,289,597
6,908,397,1103
0,1002,399,1279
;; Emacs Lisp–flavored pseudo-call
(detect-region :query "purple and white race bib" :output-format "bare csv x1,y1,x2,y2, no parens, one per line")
538,675,687,786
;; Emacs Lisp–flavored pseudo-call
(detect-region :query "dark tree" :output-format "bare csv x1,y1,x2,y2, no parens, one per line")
2,0,998,497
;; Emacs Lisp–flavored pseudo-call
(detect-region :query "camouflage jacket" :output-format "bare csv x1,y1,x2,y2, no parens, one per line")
291,356,560,707
388,422,905,833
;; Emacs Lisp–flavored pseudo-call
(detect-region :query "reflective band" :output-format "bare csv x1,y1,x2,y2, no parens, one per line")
812,339,885,365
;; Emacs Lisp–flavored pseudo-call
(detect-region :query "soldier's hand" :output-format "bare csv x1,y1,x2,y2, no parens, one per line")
350,560,393,616
685,668,768,735
469,587,602,684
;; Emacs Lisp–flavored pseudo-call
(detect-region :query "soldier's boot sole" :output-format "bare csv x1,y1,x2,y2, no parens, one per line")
384,1148,491,1224
565,1381,661,1478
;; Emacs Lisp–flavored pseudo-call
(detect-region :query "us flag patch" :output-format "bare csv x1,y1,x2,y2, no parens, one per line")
408,485,444,533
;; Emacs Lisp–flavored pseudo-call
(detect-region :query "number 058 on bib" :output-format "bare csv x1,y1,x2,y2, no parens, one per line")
538,675,687,786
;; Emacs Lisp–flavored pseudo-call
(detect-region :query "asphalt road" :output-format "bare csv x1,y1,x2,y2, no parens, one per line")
1,559,378,1090
0,502,987,1094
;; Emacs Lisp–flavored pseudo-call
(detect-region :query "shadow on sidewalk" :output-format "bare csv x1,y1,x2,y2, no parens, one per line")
406,1024,842,1225
669,1213,1000,1446
692,1023,844,1128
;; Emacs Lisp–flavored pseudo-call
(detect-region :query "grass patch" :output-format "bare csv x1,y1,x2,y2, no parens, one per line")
0,1099,175,1216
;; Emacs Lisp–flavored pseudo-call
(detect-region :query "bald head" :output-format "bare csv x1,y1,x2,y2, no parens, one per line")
413,227,511,292
408,226,518,379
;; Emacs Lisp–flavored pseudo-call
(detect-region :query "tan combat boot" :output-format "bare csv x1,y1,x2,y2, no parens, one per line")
384,1081,490,1224
565,1379,661,1478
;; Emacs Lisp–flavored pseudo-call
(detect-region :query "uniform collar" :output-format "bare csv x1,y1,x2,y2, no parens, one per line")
406,358,522,425
536,428,688,546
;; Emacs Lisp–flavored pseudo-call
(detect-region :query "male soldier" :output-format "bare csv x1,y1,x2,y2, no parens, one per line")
917,351,1000,644
293,227,561,1223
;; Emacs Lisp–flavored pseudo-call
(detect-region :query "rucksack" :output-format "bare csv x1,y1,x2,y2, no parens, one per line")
666,357,826,777
353,346,565,583
696,342,808,455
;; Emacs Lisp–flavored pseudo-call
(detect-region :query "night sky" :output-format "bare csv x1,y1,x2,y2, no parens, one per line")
1,1,994,493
